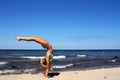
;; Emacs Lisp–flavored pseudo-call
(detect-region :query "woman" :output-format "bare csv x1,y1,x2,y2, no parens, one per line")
15,36,53,78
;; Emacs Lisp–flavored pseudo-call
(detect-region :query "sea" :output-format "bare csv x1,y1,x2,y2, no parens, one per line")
0,49,120,74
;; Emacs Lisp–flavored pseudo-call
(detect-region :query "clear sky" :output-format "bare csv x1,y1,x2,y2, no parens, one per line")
0,0,120,49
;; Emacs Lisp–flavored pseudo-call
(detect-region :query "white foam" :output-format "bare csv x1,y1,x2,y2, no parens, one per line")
0,70,16,74
111,60,116,62
21,55,66,60
77,55,86,58
52,65,66,69
52,63,73,69
24,69,36,72
0,69,37,74
107,59,116,62
53,55,66,59
21,56,45,59
66,63,73,67
0,62,8,65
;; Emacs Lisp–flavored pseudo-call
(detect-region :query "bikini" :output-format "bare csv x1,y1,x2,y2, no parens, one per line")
46,43,53,61
50,54,53,61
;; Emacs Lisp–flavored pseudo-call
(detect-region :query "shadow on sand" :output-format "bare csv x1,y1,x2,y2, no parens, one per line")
48,72,60,78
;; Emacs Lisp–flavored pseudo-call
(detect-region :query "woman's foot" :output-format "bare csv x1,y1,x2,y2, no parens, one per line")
44,74,49,78
15,36,21,41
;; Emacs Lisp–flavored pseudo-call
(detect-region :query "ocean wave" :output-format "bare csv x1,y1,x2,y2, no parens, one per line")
52,63,73,69
0,69,36,74
107,59,116,62
0,70,17,74
20,56,45,59
53,55,66,59
24,69,37,72
20,55,66,60
77,55,86,58
0,62,8,65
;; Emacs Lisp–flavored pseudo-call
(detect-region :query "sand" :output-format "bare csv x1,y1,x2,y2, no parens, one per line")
0,67,120,80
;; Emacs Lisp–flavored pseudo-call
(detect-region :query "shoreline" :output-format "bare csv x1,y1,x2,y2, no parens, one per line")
0,67,120,80
0,65,120,75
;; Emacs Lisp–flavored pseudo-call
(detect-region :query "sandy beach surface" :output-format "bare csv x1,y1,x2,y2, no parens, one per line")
0,67,120,80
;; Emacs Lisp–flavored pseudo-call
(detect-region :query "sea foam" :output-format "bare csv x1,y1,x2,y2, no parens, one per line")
21,56,45,59
21,55,66,60
0,62,8,65
52,63,73,69
53,55,66,59
0,70,16,74
77,55,86,58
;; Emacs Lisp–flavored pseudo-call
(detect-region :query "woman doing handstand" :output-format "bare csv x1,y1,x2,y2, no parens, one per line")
15,36,53,78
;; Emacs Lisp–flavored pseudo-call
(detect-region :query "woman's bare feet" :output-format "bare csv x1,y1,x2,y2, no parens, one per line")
14,36,21,41
44,74,49,78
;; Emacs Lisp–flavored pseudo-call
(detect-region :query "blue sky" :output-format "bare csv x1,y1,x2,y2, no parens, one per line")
0,0,120,49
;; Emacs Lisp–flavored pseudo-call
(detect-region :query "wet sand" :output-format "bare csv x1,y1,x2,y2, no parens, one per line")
0,67,120,80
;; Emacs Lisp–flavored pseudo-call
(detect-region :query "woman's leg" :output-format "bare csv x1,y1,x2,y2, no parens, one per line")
15,36,47,45
15,36,35,41
45,52,50,77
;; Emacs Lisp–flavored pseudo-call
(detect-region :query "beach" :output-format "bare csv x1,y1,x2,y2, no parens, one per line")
0,50,120,80
0,67,120,80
